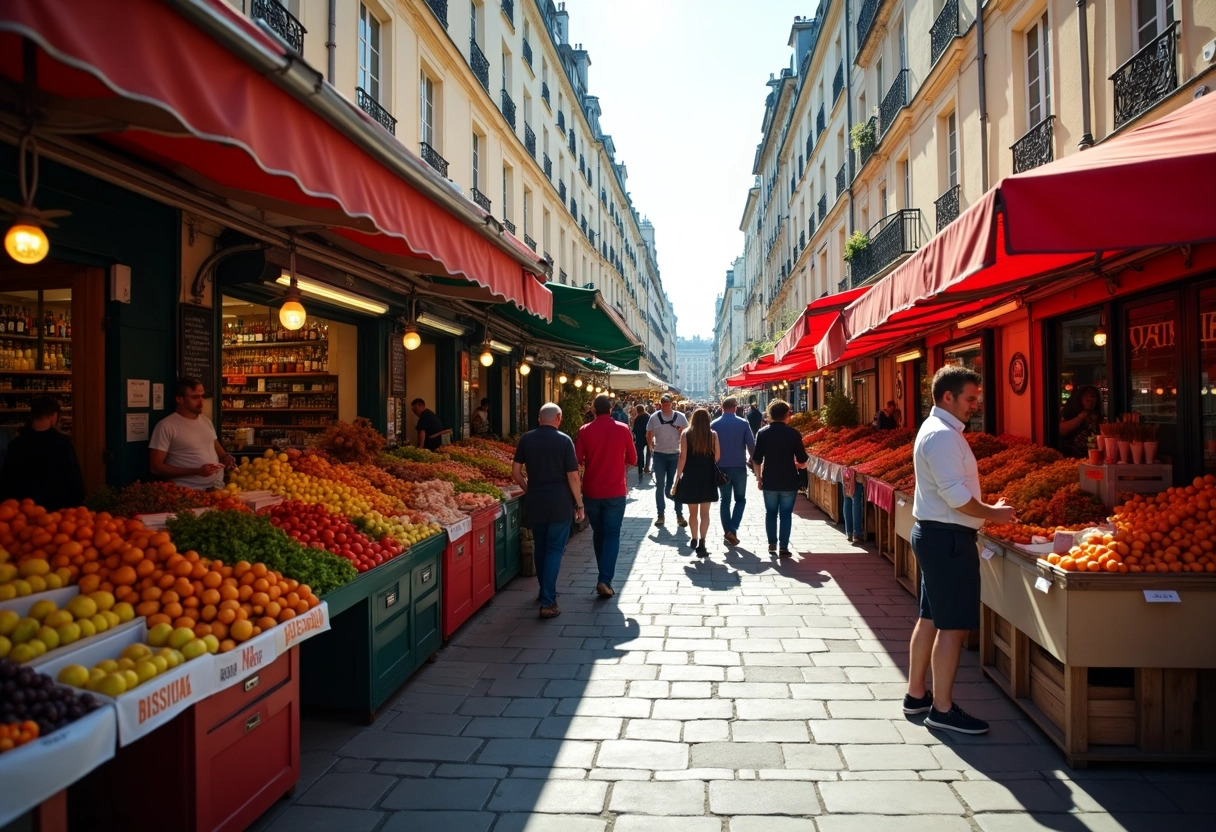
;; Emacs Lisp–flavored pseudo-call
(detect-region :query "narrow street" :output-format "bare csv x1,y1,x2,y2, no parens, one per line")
253,477,1214,832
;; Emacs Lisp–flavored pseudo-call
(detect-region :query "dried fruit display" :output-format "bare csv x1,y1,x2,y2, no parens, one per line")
312,417,386,464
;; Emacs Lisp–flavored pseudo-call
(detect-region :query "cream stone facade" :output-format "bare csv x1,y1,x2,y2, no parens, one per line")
714,257,748,394
231,0,676,383
720,0,1216,387
675,336,714,400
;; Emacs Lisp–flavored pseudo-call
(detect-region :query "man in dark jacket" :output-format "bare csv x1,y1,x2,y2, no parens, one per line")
746,399,764,435
0,396,85,510
751,399,808,559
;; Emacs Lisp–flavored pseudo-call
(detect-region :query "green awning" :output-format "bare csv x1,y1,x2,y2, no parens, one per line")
495,284,644,370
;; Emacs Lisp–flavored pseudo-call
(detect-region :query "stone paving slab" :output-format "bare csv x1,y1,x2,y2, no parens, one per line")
250,480,1216,832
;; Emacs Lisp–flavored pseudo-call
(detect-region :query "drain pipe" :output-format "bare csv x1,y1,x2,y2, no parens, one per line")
844,0,855,234
977,0,989,192
326,0,336,84
1076,0,1094,148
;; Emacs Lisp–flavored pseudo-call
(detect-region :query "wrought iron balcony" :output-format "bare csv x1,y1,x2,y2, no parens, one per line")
357,88,396,134
934,184,960,233
833,61,844,102
818,193,827,223
522,37,533,68
1011,115,1054,173
501,0,513,26
557,111,565,132
579,154,585,174
558,180,566,203
835,161,848,199
500,88,516,129
543,153,552,179
930,0,959,67
816,104,826,138
471,187,491,213
584,168,592,186
568,128,576,154
559,268,567,284
541,82,550,106
425,0,448,28
800,231,806,249
524,123,536,158
879,69,908,139
570,197,578,217
1111,22,1179,130
470,38,490,91
251,0,305,54
420,142,448,177
524,233,536,251
847,208,921,287
858,117,877,168
588,229,595,245
503,218,516,235
856,0,884,53
798,156,803,174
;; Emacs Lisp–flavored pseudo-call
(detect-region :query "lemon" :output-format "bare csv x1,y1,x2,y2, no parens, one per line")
180,638,208,661
0,610,18,636
43,609,74,629
36,625,60,651
168,627,195,650
28,599,58,622
65,595,98,620
121,669,139,690
0,635,10,658
113,602,135,623
18,559,49,577
116,657,135,671
101,610,120,628
89,613,110,633
56,622,82,646
0,563,15,582
133,659,159,685
27,638,46,656
8,642,36,663
25,575,47,593
202,634,220,654
96,659,119,673
88,590,116,612
149,654,169,674
147,623,174,647
43,573,64,589
57,664,91,687
77,618,96,638
121,643,152,661
11,618,39,644
96,672,128,697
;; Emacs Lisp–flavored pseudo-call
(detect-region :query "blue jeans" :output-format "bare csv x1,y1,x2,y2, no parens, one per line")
652,452,683,518
762,490,797,548
842,484,866,538
531,520,571,607
585,495,626,588
718,466,748,533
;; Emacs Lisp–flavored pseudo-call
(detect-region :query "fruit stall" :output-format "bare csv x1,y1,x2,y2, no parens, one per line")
0,422,526,827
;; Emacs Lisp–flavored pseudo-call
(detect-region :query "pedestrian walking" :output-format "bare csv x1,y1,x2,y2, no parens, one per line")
575,395,637,597
512,402,585,619
646,394,689,528
746,398,764,435
631,404,651,480
710,396,755,547
672,408,720,557
751,399,808,559
904,365,1015,735
611,399,629,424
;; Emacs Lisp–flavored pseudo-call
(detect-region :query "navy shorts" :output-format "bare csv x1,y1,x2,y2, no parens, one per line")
910,520,981,631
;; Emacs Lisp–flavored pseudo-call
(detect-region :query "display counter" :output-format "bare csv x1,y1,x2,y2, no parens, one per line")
301,533,444,721
442,505,497,639
977,532,1216,766
494,498,522,590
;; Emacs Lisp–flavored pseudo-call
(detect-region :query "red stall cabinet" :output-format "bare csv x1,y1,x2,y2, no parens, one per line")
441,526,474,639
470,505,498,609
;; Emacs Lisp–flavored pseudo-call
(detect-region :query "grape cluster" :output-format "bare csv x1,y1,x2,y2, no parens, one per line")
0,658,102,738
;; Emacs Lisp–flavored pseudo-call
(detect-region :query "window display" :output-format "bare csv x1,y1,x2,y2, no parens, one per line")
0,289,73,444
942,339,985,433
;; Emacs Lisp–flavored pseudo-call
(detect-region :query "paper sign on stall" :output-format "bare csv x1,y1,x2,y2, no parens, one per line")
443,516,472,542
275,601,330,652
207,626,280,694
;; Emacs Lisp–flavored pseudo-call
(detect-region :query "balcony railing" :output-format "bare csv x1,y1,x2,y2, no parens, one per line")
543,153,552,179
930,0,959,67
858,117,877,168
1111,22,1179,130
934,184,960,233
501,0,513,27
500,88,516,129
568,128,576,154
524,123,536,158
503,218,516,235
541,82,550,106
425,0,448,28
816,104,826,138
357,88,396,134
835,161,848,199
833,61,844,102
805,134,813,164
559,268,567,284
1011,115,1054,173
848,208,921,287
251,0,305,54
558,180,566,203
808,214,815,239
879,69,908,139
570,197,578,217
471,187,491,213
470,38,489,91
524,233,537,251
817,193,827,223
557,111,565,132
856,0,884,54
420,142,448,177
522,37,533,68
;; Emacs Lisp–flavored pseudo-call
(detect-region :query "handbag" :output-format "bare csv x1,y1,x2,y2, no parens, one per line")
714,466,729,487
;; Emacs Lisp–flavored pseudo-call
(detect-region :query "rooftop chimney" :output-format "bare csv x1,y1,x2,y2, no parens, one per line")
554,2,569,45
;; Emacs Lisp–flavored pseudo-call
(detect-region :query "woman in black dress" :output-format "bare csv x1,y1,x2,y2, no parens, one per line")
672,407,720,557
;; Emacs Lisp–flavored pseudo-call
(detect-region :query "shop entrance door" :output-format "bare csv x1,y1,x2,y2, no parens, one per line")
0,262,106,493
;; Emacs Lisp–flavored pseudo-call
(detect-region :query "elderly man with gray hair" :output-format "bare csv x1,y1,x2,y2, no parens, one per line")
513,402,585,619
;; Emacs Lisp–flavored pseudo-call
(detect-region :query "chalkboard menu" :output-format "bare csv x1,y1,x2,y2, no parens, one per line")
388,333,406,397
179,304,216,395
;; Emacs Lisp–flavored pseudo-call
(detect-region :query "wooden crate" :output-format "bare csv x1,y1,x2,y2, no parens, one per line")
809,473,841,523
981,601,1216,766
893,534,919,597
870,502,895,562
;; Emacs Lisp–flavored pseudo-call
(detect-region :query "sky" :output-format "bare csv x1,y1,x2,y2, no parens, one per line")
563,0,811,340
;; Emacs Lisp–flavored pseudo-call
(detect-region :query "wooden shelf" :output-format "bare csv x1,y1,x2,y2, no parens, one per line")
0,332,72,342
0,370,72,376
219,390,334,396
221,372,335,378
220,407,335,413
0,387,72,393
221,340,328,350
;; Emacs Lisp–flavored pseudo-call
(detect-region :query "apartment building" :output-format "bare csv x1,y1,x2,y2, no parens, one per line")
241,0,677,383
713,258,748,394
675,336,715,400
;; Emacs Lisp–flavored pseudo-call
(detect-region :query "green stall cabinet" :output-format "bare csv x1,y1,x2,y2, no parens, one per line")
495,498,522,589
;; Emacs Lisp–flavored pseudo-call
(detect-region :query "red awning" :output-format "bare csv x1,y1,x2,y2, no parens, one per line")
773,285,870,362
816,91,1216,367
725,351,818,388
0,0,553,319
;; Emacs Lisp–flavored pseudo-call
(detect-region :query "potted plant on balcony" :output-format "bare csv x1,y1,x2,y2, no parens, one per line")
842,230,869,263
850,120,875,152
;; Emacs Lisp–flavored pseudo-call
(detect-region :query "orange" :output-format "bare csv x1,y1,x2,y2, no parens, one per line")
229,619,254,642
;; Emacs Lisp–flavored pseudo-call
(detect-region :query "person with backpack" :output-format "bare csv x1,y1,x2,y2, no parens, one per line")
646,394,689,528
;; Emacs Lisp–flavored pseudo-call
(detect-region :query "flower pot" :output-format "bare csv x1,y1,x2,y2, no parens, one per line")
1130,442,1144,464
1118,441,1131,464
1144,441,1158,465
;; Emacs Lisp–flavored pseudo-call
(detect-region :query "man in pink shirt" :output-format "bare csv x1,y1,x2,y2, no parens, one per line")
576,394,638,598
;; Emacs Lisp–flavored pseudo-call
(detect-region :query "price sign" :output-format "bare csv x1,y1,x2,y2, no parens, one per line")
1034,576,1052,594
179,304,216,396
1143,589,1180,603
980,547,995,560
896,499,907,507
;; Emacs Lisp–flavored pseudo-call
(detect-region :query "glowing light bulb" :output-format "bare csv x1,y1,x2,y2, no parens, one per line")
4,222,49,265
558,373,569,384
480,348,494,367
1093,326,1108,347
519,361,531,375
279,299,306,330
574,377,583,388
402,326,421,351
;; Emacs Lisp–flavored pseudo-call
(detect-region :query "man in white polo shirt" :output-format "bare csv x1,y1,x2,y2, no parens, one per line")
646,394,688,528
904,365,1014,736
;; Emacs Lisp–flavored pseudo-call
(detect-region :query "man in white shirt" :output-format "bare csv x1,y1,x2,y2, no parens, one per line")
646,394,688,528
904,365,1014,736
149,377,235,490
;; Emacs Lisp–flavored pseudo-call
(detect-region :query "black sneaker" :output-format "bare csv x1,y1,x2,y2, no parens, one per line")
902,689,933,715
924,703,989,734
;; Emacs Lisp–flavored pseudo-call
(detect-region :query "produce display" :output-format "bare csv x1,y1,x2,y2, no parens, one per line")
86,481,250,518
55,632,215,697
262,501,403,572
0,594,134,664
0,659,103,746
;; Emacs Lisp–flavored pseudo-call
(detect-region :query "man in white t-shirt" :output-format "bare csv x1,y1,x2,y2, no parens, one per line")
646,394,689,528
148,377,235,490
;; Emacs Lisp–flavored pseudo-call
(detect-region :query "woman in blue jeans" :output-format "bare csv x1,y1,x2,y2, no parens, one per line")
750,399,808,558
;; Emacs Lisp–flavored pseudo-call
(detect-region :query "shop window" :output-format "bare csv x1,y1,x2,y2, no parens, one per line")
1051,308,1110,456
1025,11,1052,127
1200,287,1216,474
0,288,74,447
1124,296,1179,468
941,337,989,433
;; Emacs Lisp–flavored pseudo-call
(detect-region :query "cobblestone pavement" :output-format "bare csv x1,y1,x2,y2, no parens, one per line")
252,475,1215,831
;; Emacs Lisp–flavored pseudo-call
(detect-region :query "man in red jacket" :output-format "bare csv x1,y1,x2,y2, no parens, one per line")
576,394,637,598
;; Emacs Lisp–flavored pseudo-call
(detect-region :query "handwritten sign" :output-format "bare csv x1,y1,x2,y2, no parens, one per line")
1143,589,1180,603
1034,576,1052,594
179,304,216,396
980,547,995,560
388,333,406,397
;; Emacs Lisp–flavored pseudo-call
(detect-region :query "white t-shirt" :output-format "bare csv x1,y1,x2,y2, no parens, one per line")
148,412,223,490
646,409,688,454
